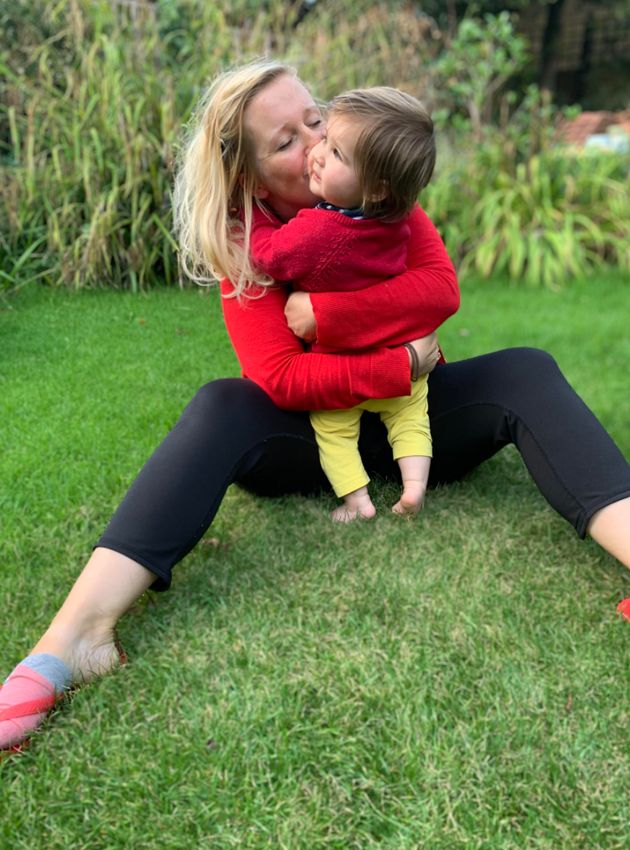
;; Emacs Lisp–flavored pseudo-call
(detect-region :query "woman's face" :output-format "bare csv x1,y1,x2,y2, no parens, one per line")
244,74,325,221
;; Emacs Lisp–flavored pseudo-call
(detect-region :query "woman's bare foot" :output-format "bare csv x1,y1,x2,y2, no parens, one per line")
27,549,152,684
30,624,124,685
331,488,376,523
1,627,124,752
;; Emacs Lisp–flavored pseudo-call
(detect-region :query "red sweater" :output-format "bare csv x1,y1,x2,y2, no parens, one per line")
221,204,459,411
250,204,410,293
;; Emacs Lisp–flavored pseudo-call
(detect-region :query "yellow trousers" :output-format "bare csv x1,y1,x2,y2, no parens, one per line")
310,377,432,498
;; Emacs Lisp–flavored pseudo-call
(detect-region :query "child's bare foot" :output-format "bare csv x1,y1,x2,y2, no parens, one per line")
392,481,426,517
331,489,376,523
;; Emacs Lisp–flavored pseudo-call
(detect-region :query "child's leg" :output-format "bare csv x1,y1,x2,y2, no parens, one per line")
369,379,432,516
394,455,431,516
310,408,376,522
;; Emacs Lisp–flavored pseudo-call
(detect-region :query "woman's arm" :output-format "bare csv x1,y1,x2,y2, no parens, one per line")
308,205,460,351
220,281,410,411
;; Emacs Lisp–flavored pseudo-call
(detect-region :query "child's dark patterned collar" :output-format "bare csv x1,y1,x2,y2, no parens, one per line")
316,202,365,220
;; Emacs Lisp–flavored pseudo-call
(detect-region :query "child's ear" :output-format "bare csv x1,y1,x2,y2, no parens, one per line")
368,179,388,203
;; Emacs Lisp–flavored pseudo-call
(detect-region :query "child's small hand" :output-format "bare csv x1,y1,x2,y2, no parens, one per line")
285,292,317,341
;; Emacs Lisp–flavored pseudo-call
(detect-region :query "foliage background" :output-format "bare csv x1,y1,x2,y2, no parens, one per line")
0,0,628,293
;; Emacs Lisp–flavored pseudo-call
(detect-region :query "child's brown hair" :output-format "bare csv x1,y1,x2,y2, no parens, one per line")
329,87,435,221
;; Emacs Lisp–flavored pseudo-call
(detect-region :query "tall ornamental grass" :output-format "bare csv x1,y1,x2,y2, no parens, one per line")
1,0,628,293
0,0,298,291
424,145,630,289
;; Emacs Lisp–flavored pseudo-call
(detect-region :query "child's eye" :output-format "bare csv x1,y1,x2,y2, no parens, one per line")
333,148,342,160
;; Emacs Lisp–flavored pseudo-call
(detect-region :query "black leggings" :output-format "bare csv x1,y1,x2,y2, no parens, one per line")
98,348,630,590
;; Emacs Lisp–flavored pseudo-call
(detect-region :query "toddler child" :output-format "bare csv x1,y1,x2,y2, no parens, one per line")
250,86,454,521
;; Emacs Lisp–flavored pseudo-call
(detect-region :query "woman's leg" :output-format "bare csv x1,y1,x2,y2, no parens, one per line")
427,348,630,569
587,497,630,569
2,379,326,748
360,348,630,569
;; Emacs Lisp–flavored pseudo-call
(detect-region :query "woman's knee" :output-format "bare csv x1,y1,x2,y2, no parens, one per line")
184,377,311,445
494,347,558,377
191,377,259,409
488,347,562,398
187,378,268,423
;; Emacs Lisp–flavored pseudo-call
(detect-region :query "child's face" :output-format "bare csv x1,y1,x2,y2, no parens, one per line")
307,114,363,209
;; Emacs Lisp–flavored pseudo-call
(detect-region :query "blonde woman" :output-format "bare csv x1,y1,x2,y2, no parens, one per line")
2,60,630,754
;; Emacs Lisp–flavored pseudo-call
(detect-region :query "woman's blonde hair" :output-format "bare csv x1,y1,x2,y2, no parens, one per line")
173,59,296,296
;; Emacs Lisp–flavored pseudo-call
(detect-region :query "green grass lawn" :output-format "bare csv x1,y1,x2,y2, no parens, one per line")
1,273,630,849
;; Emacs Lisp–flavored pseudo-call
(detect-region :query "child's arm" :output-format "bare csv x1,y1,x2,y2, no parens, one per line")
250,206,330,281
309,205,459,351
220,279,411,411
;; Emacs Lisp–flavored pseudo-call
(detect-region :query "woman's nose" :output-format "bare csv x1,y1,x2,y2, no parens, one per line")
303,125,324,155
308,138,324,163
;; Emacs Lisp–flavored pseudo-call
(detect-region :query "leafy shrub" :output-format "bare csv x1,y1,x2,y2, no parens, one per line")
432,11,529,141
0,0,297,291
1,1,627,292
424,75,629,289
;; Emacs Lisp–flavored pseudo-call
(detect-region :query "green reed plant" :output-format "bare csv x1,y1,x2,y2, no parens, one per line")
1,1,628,293
283,0,441,102
0,0,442,292
0,0,311,292
2,1,177,290
424,145,630,289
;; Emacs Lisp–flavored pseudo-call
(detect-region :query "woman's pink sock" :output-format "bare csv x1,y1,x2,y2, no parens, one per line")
1,655,71,751
617,598,630,621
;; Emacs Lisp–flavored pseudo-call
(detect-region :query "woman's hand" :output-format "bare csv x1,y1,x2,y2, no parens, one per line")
284,291,317,342
405,332,440,376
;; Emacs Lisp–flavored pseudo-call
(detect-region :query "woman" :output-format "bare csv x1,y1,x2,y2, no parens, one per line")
2,60,629,753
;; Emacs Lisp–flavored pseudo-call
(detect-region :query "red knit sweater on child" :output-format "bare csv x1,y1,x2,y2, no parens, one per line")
220,204,459,411
249,204,410,295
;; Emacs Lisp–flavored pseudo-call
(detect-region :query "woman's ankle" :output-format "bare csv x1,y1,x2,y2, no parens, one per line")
30,619,120,683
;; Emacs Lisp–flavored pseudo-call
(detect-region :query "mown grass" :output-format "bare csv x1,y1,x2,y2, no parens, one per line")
1,274,630,849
